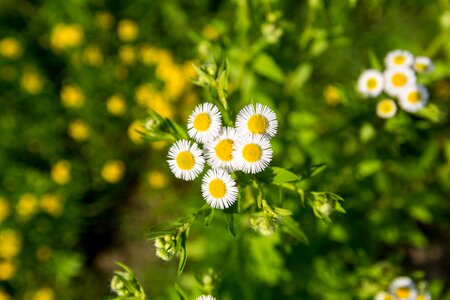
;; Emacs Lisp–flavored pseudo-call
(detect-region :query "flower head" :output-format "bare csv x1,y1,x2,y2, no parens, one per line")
196,296,216,300
204,127,239,172
167,140,205,181
375,291,395,300
390,277,417,300
357,69,384,97
233,134,273,174
384,49,414,68
414,56,434,73
376,99,397,119
399,85,428,113
202,168,238,209
187,103,222,144
384,67,416,97
235,103,278,138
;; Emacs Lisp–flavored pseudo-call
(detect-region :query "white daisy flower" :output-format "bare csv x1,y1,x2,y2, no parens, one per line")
384,67,416,97
384,49,414,68
204,127,239,172
201,168,238,209
376,99,397,119
416,292,431,300
390,277,417,300
414,56,434,73
235,103,278,138
357,69,384,97
399,85,428,113
196,296,216,300
167,140,205,181
374,291,395,300
187,102,222,144
233,134,273,174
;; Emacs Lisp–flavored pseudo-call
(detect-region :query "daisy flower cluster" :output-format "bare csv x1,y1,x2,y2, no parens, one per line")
357,49,434,118
375,276,431,300
167,102,278,209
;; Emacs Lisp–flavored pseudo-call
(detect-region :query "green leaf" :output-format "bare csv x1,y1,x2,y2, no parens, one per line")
294,164,327,181
252,53,284,83
165,119,188,139
177,232,188,277
287,63,313,93
368,49,382,70
203,208,215,227
225,213,236,237
255,167,298,185
233,171,253,187
174,283,188,300
282,217,309,245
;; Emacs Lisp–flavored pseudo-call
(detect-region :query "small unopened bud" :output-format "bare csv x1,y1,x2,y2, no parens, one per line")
111,275,129,296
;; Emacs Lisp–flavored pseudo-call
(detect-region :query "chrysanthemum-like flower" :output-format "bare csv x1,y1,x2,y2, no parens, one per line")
384,67,416,97
187,102,222,144
204,127,239,171
374,291,395,300
167,140,205,181
201,169,238,209
376,99,397,119
398,85,428,113
390,277,417,300
384,49,414,68
235,103,278,138
233,134,272,174
416,291,432,300
357,69,384,97
196,295,216,300
414,56,434,73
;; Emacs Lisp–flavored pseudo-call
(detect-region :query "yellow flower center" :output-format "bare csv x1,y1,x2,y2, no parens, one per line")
209,179,226,198
242,144,262,162
247,114,268,134
176,151,195,170
193,113,211,132
415,63,427,72
407,91,421,104
395,287,410,298
416,294,425,300
392,73,407,87
383,295,393,300
215,139,234,162
378,100,394,114
366,78,378,90
394,55,406,65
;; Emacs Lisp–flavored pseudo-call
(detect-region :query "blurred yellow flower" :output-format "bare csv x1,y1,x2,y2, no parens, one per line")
324,85,341,106
16,194,38,219
140,46,172,66
147,171,169,189
163,69,187,100
36,246,53,262
135,84,156,106
202,25,220,40
51,160,71,185
128,120,143,144
40,194,63,217
134,85,174,117
0,289,11,300
151,141,169,151
0,260,16,281
83,45,103,66
0,37,23,59
95,11,114,29
68,119,89,142
0,229,21,259
50,24,84,51
32,287,54,300
118,19,139,42
0,198,10,223
106,94,126,116
101,160,125,183
60,85,85,108
118,45,136,65
21,71,43,94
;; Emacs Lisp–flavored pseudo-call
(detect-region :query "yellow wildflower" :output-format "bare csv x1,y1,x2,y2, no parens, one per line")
151,96,174,119
0,289,11,300
0,198,10,223
68,119,89,142
128,120,143,144
324,84,341,106
135,84,156,106
147,171,169,189
106,94,126,116
50,24,84,51
51,160,71,185
36,246,52,262
95,11,114,29
40,194,63,216
0,260,16,281
60,85,85,108
32,287,54,300
163,68,187,99
202,25,220,40
139,46,172,65
101,160,125,183
16,194,38,219
118,45,136,65
117,19,139,42
0,37,23,59
0,229,21,259
21,70,43,94
83,45,103,66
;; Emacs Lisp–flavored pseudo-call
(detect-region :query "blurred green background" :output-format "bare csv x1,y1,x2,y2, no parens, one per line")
1,0,450,299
